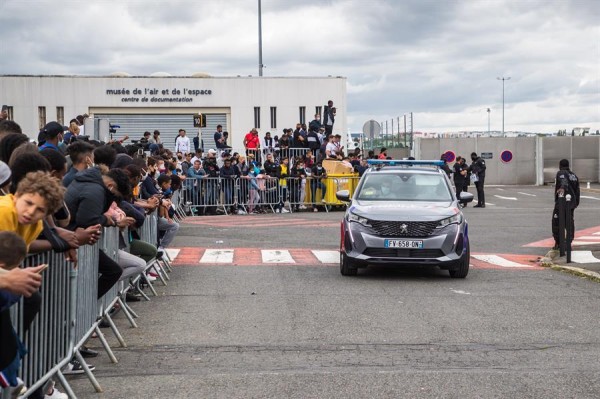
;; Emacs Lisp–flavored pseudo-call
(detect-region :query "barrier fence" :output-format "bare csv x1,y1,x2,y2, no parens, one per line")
180,175,360,214
5,213,162,398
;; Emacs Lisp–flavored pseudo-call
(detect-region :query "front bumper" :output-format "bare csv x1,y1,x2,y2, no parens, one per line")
342,220,467,269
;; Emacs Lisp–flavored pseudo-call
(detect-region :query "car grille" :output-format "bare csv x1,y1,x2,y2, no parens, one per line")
369,221,438,237
363,248,445,258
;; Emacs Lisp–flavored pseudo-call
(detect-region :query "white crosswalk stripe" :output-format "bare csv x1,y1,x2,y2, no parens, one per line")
312,250,339,264
570,251,600,264
200,249,234,263
261,250,295,263
471,254,533,268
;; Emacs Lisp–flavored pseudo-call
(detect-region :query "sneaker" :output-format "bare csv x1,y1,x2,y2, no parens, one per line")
237,209,247,215
299,205,307,210
147,271,159,278
45,380,68,399
281,208,290,213
62,359,95,375
5,378,26,399
79,346,98,358
145,274,157,282
313,208,318,212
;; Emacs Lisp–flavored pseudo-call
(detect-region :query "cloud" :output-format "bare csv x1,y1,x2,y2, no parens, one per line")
1,0,598,133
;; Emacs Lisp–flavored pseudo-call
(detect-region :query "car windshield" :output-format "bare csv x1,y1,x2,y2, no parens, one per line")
356,172,452,202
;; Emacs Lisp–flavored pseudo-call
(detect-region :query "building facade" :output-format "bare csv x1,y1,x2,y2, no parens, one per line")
0,75,347,150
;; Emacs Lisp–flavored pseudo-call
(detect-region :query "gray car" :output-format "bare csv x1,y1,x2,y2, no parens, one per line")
336,160,474,277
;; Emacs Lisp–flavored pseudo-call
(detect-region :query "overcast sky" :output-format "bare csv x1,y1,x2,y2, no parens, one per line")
1,0,599,133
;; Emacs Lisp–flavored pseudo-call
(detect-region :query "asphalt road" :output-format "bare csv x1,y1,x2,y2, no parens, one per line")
70,185,600,398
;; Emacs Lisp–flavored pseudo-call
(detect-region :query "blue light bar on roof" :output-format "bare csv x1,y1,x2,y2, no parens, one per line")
367,159,445,167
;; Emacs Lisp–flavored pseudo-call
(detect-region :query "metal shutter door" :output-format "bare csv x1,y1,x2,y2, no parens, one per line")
96,113,227,152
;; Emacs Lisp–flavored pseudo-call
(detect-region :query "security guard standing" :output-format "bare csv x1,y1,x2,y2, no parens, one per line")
452,156,468,204
552,159,580,249
469,152,487,208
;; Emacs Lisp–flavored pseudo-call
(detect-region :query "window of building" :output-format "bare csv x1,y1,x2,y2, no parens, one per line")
299,106,306,125
5,106,14,121
315,106,322,119
38,106,46,130
56,106,64,125
270,107,277,129
253,107,261,129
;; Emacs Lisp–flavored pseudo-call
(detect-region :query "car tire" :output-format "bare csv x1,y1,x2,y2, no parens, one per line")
340,252,358,276
449,245,470,278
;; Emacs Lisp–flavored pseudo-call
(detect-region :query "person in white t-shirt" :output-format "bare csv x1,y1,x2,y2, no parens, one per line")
175,129,191,153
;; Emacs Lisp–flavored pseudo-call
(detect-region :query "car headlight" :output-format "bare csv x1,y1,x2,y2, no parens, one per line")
347,212,372,227
437,213,463,228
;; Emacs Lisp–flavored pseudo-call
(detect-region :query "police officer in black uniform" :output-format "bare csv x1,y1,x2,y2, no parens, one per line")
552,159,580,249
469,152,487,207
453,156,468,204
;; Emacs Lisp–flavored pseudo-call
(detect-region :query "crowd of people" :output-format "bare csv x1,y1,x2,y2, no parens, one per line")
0,115,181,398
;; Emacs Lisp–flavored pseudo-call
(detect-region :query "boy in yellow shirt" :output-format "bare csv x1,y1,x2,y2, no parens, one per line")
0,171,65,248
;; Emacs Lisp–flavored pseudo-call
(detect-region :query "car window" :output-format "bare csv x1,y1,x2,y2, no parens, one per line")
357,172,452,201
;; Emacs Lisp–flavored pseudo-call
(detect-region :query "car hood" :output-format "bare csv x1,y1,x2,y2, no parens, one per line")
350,199,459,222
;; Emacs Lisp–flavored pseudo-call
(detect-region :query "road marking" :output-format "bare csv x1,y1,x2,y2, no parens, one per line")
200,249,234,263
570,251,600,264
166,249,180,259
261,250,295,263
578,236,600,240
312,250,339,264
472,254,533,268
518,192,536,197
494,195,518,200
450,289,471,295
581,195,600,201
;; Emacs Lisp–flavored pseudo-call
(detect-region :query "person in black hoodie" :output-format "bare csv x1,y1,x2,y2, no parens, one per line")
469,152,487,208
64,167,129,298
220,157,240,213
452,156,468,205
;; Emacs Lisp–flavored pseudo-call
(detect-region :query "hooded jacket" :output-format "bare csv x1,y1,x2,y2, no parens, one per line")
64,167,112,229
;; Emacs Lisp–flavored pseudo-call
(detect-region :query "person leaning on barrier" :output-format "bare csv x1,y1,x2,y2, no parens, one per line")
552,159,580,250
220,157,240,214
0,232,46,395
290,158,307,211
156,174,180,248
310,161,327,211
64,165,126,298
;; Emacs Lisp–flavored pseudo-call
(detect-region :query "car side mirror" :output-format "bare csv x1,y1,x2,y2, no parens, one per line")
459,192,474,203
336,190,350,202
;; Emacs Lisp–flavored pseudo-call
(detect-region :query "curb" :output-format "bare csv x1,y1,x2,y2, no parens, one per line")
540,250,600,283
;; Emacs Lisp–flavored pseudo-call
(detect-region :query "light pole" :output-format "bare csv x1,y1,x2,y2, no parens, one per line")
486,108,490,135
497,77,510,136
258,0,264,76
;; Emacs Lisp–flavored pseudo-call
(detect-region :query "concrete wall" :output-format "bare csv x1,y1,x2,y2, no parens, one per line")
0,75,347,148
416,136,600,185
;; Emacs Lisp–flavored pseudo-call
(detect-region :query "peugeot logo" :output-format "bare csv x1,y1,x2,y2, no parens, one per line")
399,224,408,234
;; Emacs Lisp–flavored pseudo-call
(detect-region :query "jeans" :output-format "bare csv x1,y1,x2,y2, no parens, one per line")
98,249,123,299
118,250,146,281
158,217,179,247
310,180,326,202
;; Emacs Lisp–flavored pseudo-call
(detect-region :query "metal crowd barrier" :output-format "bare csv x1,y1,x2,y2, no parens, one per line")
8,251,77,398
4,213,168,398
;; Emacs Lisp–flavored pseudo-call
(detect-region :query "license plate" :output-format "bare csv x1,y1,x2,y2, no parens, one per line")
385,240,423,249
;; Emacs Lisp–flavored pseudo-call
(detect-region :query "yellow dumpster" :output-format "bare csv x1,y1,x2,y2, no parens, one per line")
324,174,360,205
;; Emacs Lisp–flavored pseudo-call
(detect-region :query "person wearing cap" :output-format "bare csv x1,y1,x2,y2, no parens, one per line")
38,122,64,153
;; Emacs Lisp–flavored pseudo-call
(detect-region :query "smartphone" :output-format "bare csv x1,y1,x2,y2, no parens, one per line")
36,264,49,274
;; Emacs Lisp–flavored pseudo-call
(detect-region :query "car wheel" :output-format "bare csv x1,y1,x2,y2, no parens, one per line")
449,245,470,278
340,251,358,276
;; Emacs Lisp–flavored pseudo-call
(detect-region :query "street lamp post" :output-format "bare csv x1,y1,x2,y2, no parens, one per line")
487,108,491,135
497,77,510,136
258,0,264,76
